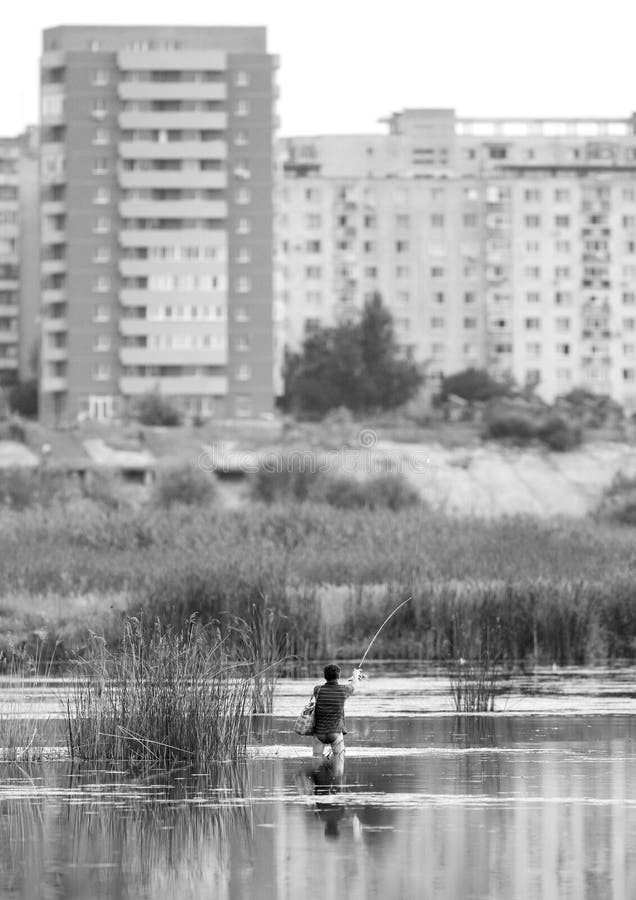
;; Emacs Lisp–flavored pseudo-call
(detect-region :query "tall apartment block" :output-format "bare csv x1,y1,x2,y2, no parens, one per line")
0,129,39,388
39,25,275,424
279,109,636,411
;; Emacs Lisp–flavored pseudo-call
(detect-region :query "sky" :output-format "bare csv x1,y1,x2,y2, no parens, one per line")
2,0,636,137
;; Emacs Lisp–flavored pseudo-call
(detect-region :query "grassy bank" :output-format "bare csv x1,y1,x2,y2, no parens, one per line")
0,498,635,667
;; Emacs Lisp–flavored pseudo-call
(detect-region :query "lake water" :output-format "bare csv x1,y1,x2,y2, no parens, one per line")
1,672,636,899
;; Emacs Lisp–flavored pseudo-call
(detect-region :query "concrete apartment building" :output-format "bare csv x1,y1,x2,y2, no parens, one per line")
0,129,39,388
279,109,636,411
39,25,276,424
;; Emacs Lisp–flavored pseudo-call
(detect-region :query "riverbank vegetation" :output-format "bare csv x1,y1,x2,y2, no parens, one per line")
0,481,635,669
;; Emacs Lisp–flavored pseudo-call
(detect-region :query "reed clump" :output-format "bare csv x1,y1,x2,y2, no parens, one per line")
449,654,504,713
65,617,256,767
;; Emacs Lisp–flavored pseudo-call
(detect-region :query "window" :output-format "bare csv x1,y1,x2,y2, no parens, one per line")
93,158,109,175
234,130,249,146
555,240,571,254
306,290,322,306
397,291,410,304
93,247,110,263
396,265,410,279
305,266,321,280
235,70,250,87
92,364,111,381
555,291,572,306
395,214,410,229
236,364,251,381
624,368,636,381
555,266,571,279
236,247,251,264
526,342,542,358
305,213,322,229
431,317,445,328
524,215,541,228
235,188,251,205
431,342,445,355
489,145,507,159
93,217,110,234
555,189,571,202
525,240,540,253
235,100,250,117
556,343,571,356
524,266,541,279
463,213,478,228
431,213,444,228
92,99,107,119
526,292,540,303
556,317,571,332
93,128,110,145
235,306,249,323
463,317,477,329
395,240,409,253
92,276,111,293
93,304,110,322
624,318,636,331
363,241,375,253
93,334,111,351
236,218,251,235
623,215,636,228
93,187,110,205
525,317,541,330
434,291,445,304
555,215,570,228
431,266,444,278
364,266,378,278
524,189,541,202
623,292,636,305
464,291,476,304
92,69,109,86
235,334,250,352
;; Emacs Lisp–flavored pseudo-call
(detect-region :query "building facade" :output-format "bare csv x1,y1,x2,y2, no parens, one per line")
39,25,276,424
0,129,39,389
279,109,636,411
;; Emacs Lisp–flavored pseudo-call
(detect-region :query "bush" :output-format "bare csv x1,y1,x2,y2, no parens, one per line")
597,472,636,526
436,368,510,405
310,472,421,511
8,381,38,419
536,415,582,452
483,411,537,444
0,467,77,510
152,464,216,508
0,420,27,443
249,460,321,503
135,392,181,427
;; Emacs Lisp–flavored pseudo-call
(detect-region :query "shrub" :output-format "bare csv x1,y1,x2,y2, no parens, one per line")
0,467,77,510
436,368,510,405
536,415,582,452
597,472,636,525
483,411,537,444
249,460,321,503
0,420,27,443
135,392,182,427
310,472,421,511
152,464,216,508
8,381,38,419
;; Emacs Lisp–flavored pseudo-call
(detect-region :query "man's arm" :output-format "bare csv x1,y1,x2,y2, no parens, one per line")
345,668,362,695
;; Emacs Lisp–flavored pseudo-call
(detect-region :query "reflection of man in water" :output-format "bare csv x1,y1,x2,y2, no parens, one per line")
312,664,360,777
298,759,347,839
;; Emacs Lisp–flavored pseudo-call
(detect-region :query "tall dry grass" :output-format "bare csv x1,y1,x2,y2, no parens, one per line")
65,617,255,766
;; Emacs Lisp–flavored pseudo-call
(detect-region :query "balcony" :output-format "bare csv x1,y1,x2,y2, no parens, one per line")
41,200,66,216
119,319,225,337
41,375,68,392
0,358,18,371
41,288,66,305
118,139,226,160
42,317,68,333
41,258,66,275
120,288,226,306
119,374,228,396
119,228,227,248
119,347,226,366
118,110,227,131
0,331,17,343
42,346,68,362
117,50,226,72
0,304,18,317
118,82,227,102
41,226,66,245
119,198,227,219
118,170,227,190
119,258,226,277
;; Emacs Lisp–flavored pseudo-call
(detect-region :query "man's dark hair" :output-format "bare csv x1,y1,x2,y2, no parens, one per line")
324,664,341,681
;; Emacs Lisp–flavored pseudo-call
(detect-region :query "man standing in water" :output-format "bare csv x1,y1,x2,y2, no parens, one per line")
312,664,361,776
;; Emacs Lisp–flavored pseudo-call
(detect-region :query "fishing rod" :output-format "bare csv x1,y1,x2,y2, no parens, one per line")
356,596,412,671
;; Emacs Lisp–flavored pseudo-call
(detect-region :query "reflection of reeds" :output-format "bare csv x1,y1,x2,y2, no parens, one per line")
65,618,260,766
0,761,254,897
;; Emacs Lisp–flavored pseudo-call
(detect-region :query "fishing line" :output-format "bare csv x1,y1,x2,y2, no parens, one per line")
357,596,412,670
